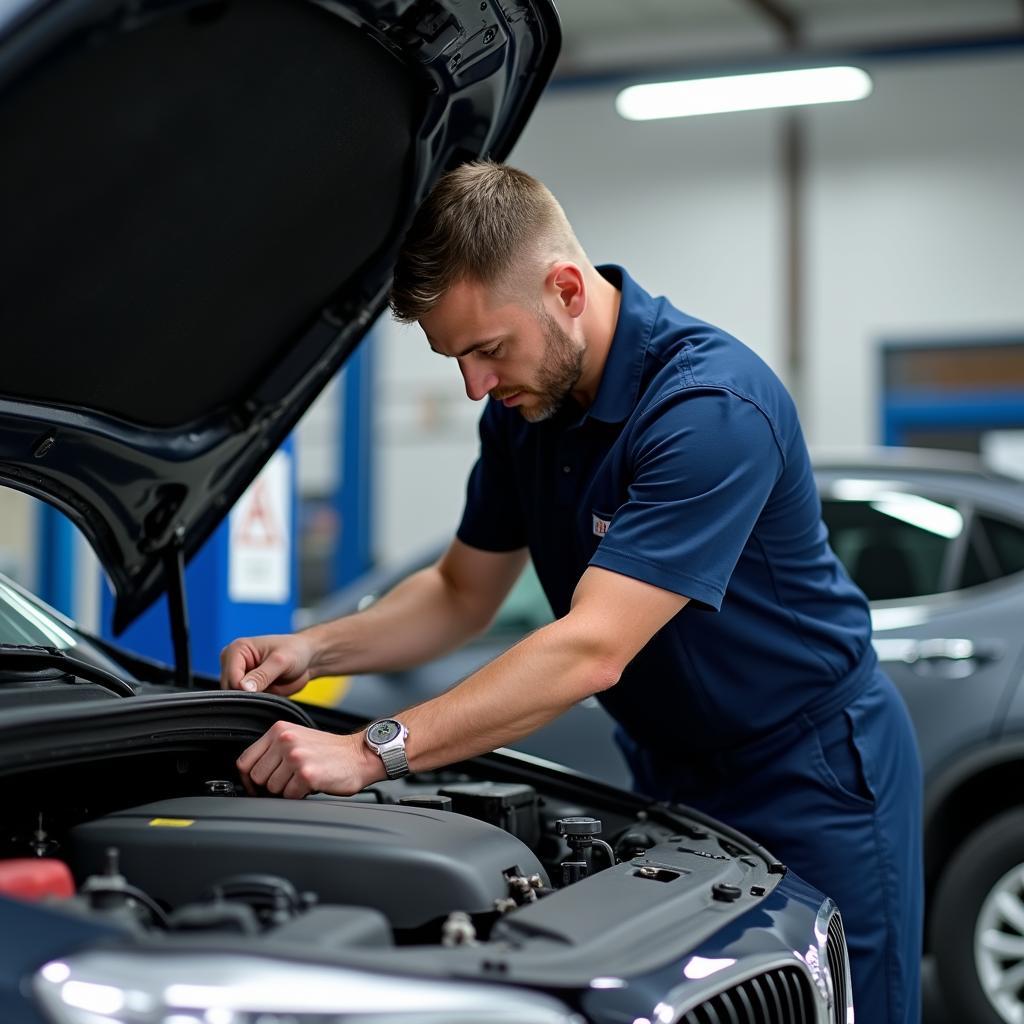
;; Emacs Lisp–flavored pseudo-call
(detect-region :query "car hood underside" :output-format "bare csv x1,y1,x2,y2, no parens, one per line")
0,0,559,631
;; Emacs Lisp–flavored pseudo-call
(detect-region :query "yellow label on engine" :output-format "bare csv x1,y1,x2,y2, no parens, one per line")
148,818,195,827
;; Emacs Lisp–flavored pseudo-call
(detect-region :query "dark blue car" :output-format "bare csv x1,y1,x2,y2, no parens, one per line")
0,573,851,1024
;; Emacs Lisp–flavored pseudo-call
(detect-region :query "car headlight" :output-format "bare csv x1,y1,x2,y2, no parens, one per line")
34,950,583,1024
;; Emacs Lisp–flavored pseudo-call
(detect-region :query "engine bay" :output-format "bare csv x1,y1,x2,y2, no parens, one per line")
1,707,784,981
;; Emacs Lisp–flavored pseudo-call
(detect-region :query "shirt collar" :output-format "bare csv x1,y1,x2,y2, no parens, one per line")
584,264,658,425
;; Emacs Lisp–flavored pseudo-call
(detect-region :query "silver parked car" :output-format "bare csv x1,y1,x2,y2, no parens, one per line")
312,447,1024,1024
817,449,1024,1024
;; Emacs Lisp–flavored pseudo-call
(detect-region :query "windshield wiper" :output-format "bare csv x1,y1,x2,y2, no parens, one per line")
0,644,135,698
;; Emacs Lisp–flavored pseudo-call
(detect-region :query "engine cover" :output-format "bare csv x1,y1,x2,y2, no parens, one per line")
69,796,548,929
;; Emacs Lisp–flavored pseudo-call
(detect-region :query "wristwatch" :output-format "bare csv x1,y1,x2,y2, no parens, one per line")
364,718,410,779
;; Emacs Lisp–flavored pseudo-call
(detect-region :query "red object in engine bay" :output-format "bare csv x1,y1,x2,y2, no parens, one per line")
0,859,75,901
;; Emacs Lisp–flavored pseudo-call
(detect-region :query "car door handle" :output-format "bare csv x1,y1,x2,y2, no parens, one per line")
873,638,1004,677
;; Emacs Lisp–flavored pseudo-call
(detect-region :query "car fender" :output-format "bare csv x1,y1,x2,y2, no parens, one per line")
923,733,1024,913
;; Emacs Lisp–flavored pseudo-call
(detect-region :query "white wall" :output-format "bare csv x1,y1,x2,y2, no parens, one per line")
804,52,1024,446
0,489,35,586
372,320,485,565
370,48,1024,565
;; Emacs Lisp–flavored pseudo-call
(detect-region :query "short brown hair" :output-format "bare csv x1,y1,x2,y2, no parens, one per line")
389,161,583,323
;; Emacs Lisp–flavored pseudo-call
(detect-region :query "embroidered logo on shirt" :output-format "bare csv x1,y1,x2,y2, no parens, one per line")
592,513,611,537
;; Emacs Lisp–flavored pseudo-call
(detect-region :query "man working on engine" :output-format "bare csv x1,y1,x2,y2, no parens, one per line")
222,161,922,1024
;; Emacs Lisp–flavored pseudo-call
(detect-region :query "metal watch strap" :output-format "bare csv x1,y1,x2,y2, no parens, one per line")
380,746,409,779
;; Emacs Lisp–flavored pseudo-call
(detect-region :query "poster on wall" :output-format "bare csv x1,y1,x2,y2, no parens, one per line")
229,451,291,604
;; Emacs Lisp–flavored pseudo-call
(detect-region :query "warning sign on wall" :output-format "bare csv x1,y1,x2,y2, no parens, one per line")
228,451,291,603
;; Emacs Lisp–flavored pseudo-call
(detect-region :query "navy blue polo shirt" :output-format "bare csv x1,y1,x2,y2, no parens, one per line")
456,265,874,759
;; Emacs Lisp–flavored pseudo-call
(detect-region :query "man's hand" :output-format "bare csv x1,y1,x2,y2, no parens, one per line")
220,633,317,696
236,722,382,798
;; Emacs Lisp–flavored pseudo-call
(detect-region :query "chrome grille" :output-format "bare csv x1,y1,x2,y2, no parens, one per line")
680,965,816,1023
826,911,850,1022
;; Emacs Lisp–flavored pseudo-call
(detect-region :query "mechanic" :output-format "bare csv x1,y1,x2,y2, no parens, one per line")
222,162,922,1024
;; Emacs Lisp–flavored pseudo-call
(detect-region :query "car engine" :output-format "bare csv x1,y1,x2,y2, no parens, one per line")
69,788,548,934
4,757,776,960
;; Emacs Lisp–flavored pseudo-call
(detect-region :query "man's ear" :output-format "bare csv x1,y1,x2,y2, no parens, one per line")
545,262,586,319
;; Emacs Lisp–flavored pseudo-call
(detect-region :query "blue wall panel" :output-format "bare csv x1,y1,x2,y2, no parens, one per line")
883,390,1024,446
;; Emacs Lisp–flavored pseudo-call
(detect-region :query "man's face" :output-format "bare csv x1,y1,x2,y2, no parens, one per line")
419,278,584,423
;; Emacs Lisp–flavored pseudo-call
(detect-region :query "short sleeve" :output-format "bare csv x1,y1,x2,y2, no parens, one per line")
456,403,528,552
589,389,783,610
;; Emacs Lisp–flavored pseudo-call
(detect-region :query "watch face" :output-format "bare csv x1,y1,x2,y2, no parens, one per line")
368,719,401,745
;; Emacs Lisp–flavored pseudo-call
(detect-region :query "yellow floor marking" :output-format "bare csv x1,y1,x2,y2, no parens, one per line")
292,675,350,708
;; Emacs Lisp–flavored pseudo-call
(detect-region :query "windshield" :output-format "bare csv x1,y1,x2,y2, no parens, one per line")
0,576,78,648
0,574,137,681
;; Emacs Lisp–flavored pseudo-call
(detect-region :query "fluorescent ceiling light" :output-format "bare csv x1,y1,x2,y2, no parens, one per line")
616,66,872,121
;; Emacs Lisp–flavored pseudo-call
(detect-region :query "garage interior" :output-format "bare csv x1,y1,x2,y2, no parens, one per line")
2,3,1023,1023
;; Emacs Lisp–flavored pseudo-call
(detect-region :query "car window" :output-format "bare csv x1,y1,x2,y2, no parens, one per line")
958,522,996,590
972,515,1024,582
821,497,957,600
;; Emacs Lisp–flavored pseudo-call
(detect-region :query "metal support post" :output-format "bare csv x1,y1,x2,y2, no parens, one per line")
332,337,374,589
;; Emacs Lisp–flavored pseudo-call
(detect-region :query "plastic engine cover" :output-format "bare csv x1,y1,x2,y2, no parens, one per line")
69,796,548,929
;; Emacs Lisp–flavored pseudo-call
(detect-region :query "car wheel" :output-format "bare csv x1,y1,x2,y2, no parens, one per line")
932,809,1024,1024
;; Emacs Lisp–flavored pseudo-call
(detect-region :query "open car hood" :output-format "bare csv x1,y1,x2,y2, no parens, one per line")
0,0,559,631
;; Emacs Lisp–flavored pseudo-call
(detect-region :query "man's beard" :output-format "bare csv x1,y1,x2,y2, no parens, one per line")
517,310,585,423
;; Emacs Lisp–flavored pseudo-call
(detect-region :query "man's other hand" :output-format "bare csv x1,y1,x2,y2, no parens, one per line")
236,722,380,798
220,633,317,696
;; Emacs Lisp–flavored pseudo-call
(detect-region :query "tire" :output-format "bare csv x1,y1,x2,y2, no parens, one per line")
932,809,1024,1024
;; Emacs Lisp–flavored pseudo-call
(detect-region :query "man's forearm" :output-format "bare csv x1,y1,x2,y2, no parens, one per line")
234,567,686,798
385,615,622,775
237,623,618,799
303,564,492,677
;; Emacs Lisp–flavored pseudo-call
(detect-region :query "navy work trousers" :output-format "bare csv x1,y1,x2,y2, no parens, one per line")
619,670,923,1024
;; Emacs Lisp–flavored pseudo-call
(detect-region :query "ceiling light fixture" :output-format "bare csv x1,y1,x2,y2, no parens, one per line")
616,66,872,121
